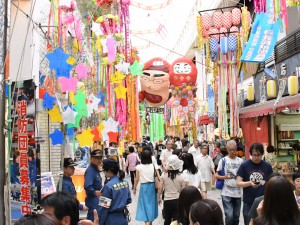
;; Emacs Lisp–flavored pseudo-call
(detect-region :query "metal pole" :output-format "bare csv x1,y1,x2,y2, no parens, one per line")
0,0,8,224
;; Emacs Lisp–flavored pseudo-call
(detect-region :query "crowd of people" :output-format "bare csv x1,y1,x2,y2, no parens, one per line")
14,135,300,225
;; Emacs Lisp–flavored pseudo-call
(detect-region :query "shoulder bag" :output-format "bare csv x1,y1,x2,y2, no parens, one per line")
153,164,160,191
216,158,226,190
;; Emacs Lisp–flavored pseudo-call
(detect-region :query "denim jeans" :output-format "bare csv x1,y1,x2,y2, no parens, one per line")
243,202,252,225
221,196,241,225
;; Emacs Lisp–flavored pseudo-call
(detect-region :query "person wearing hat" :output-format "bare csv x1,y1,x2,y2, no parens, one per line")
98,158,132,225
84,150,103,221
58,158,88,211
158,155,187,225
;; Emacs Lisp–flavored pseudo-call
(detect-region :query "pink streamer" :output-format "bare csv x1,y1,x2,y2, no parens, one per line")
107,37,116,62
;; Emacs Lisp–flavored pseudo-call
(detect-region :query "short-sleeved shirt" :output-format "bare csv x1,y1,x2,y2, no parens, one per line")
182,169,201,188
249,195,264,219
236,159,273,205
160,149,173,163
126,152,139,171
136,164,159,183
161,172,186,200
217,156,243,198
188,146,201,165
196,154,214,182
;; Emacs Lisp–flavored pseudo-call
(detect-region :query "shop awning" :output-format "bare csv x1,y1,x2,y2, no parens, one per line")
239,94,300,118
199,115,214,125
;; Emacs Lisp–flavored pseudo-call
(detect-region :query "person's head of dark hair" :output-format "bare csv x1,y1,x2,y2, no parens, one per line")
175,137,180,142
102,158,125,179
189,199,224,225
292,143,300,151
181,138,188,148
177,186,202,225
182,153,198,174
142,145,151,152
172,149,182,157
146,136,150,141
15,213,59,225
40,192,79,225
292,171,300,181
266,172,282,182
249,143,264,155
215,142,221,148
141,150,152,164
27,149,35,158
128,146,134,153
266,145,275,153
254,176,300,225
134,142,139,146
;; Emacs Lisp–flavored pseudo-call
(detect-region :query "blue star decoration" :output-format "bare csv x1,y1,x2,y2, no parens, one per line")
96,91,106,106
46,47,73,78
66,127,74,139
43,92,56,109
49,128,64,145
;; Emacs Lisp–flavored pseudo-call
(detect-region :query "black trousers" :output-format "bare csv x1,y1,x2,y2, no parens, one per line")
129,170,136,187
163,199,178,225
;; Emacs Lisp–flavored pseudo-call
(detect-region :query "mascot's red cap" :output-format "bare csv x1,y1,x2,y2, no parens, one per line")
143,57,170,73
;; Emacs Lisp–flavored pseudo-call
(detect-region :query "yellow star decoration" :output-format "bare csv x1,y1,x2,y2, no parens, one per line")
67,56,76,65
48,105,63,123
69,91,76,104
76,127,95,147
110,70,126,84
98,122,105,132
114,84,127,99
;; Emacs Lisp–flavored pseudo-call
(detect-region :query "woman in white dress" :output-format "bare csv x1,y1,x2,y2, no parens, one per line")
181,153,201,190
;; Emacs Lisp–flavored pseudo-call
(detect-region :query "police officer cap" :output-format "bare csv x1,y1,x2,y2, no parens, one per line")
103,158,119,171
64,158,77,168
91,149,103,158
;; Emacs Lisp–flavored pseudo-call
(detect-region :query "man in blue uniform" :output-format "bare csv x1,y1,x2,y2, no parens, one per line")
84,150,103,221
58,158,88,211
98,158,132,225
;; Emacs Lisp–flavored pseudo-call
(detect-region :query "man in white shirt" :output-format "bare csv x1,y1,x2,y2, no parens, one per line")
160,140,173,171
196,144,215,199
188,140,201,165
215,140,243,225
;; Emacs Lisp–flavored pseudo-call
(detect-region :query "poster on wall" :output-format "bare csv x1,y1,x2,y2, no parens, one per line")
40,172,56,199
10,80,40,221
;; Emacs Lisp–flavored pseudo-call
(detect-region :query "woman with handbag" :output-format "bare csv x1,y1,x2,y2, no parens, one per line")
158,155,187,225
125,146,140,189
133,149,160,225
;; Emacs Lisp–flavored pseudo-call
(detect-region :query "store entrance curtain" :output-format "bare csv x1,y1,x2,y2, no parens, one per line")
240,116,269,159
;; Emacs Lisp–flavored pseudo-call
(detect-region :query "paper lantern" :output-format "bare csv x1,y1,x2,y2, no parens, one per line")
214,11,223,29
219,27,227,38
209,38,219,61
228,35,237,52
230,26,239,35
202,13,212,30
232,8,241,25
247,85,254,101
288,75,299,96
222,11,232,29
267,80,277,98
209,28,219,42
220,37,228,55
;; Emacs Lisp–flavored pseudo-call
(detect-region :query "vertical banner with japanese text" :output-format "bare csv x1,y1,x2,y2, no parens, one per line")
10,80,39,221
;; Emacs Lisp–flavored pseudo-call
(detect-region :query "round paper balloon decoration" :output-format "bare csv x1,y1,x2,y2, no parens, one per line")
214,11,223,29
202,13,212,30
232,8,241,25
139,58,171,107
209,28,219,42
230,26,239,35
222,11,232,29
219,27,227,38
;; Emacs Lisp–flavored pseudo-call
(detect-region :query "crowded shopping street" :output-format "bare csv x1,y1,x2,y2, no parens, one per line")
1,0,300,225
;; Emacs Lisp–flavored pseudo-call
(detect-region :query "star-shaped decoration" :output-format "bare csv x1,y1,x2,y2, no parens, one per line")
107,131,118,143
62,106,78,125
110,70,126,84
75,62,89,79
74,90,88,117
76,127,95,147
58,76,78,92
115,61,130,75
129,60,144,76
87,94,101,117
49,129,64,145
96,91,106,106
114,84,127,99
45,47,73,78
91,21,102,36
48,105,63,123
66,127,74,139
43,92,56,109
103,117,119,132
91,126,102,142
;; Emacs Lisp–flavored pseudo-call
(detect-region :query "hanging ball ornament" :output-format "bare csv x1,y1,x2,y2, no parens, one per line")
180,98,188,107
175,86,179,91
186,86,192,91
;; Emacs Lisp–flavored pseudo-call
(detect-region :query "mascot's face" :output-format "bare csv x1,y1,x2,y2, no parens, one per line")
141,70,170,92
170,57,197,86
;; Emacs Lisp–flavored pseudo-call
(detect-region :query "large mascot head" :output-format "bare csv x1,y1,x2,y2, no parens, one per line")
170,57,197,86
140,57,171,107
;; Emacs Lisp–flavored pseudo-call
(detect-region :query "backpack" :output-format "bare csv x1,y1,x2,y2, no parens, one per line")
213,152,223,166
